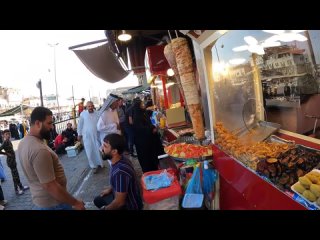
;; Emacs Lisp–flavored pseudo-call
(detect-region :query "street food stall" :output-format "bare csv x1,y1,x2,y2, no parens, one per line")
190,30,320,210
145,44,191,132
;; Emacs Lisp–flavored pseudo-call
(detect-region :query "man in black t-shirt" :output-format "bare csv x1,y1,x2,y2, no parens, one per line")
64,123,78,147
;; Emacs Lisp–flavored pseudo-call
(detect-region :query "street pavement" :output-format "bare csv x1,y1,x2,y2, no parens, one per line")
0,139,143,210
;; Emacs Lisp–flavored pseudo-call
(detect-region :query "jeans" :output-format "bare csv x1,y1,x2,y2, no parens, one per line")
34,203,73,210
93,193,127,210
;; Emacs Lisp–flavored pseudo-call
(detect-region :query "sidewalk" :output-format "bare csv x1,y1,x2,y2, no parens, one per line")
0,139,143,210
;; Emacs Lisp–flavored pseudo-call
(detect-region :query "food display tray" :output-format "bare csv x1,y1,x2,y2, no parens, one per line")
171,155,212,162
290,169,320,210
235,121,281,144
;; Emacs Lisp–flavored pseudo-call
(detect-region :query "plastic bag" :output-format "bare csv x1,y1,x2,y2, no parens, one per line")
185,165,202,195
183,166,204,208
143,169,174,191
202,162,217,195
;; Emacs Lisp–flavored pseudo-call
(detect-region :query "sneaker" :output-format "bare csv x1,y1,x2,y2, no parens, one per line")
0,205,4,210
0,200,8,206
16,189,24,195
22,186,29,191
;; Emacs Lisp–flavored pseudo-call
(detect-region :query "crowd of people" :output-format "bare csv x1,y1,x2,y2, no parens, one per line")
0,92,166,210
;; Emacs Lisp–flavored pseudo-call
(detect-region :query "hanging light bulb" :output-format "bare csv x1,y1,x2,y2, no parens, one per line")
118,30,132,42
167,68,175,76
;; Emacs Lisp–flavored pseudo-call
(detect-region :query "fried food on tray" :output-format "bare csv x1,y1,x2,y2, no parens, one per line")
299,176,312,189
305,171,320,184
213,122,291,170
310,184,320,197
292,183,306,194
303,190,317,202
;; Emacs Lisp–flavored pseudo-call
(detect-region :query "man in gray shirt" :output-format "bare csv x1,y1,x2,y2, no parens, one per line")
17,107,85,210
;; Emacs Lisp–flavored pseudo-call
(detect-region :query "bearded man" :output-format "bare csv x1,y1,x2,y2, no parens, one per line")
17,107,85,210
77,101,103,173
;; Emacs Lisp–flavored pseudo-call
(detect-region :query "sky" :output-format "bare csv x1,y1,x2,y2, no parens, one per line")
0,30,139,101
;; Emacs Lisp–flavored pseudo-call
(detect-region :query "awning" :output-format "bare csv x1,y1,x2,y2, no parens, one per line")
70,41,129,83
0,105,31,117
122,85,150,95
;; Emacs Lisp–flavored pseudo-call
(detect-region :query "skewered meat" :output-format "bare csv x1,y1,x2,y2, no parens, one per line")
171,37,205,140
164,43,186,104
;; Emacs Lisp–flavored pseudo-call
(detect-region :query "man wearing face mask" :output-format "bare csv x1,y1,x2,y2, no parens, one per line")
17,107,85,210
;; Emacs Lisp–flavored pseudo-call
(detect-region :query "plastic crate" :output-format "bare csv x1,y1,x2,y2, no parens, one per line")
142,169,182,205
65,146,79,158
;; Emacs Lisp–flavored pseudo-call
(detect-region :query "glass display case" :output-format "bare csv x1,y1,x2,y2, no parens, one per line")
196,30,320,210
201,30,320,139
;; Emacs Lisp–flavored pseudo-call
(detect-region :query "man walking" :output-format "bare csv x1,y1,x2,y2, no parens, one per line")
77,101,103,173
17,107,85,210
97,93,120,146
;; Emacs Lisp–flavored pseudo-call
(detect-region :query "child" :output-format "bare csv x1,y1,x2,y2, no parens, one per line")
0,130,29,195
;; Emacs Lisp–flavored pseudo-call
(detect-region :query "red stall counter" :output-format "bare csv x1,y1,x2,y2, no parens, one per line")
212,144,306,210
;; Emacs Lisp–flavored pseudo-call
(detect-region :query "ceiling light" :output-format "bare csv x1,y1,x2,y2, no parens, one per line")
118,30,132,42
263,30,307,43
167,68,175,77
233,36,265,55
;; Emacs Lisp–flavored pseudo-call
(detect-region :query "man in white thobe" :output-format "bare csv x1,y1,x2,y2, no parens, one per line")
97,94,121,146
77,101,103,173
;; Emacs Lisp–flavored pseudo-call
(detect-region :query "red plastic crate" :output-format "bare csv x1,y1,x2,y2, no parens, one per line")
141,169,182,204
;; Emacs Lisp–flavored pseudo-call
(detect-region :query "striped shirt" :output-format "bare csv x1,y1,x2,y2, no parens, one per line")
111,156,143,210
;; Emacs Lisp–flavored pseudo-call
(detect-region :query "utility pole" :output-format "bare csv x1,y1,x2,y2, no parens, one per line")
48,43,60,117
36,79,44,107
71,85,77,128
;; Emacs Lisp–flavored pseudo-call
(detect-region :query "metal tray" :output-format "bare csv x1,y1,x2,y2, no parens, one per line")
171,135,211,146
171,155,212,162
267,135,295,144
290,169,320,210
235,121,281,144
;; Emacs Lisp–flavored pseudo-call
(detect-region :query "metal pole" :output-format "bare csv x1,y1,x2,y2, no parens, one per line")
72,85,76,108
53,44,60,116
39,79,44,107
36,79,44,107
49,43,60,117
71,85,77,128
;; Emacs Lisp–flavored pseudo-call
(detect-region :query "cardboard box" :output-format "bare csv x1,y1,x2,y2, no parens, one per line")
165,107,186,128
